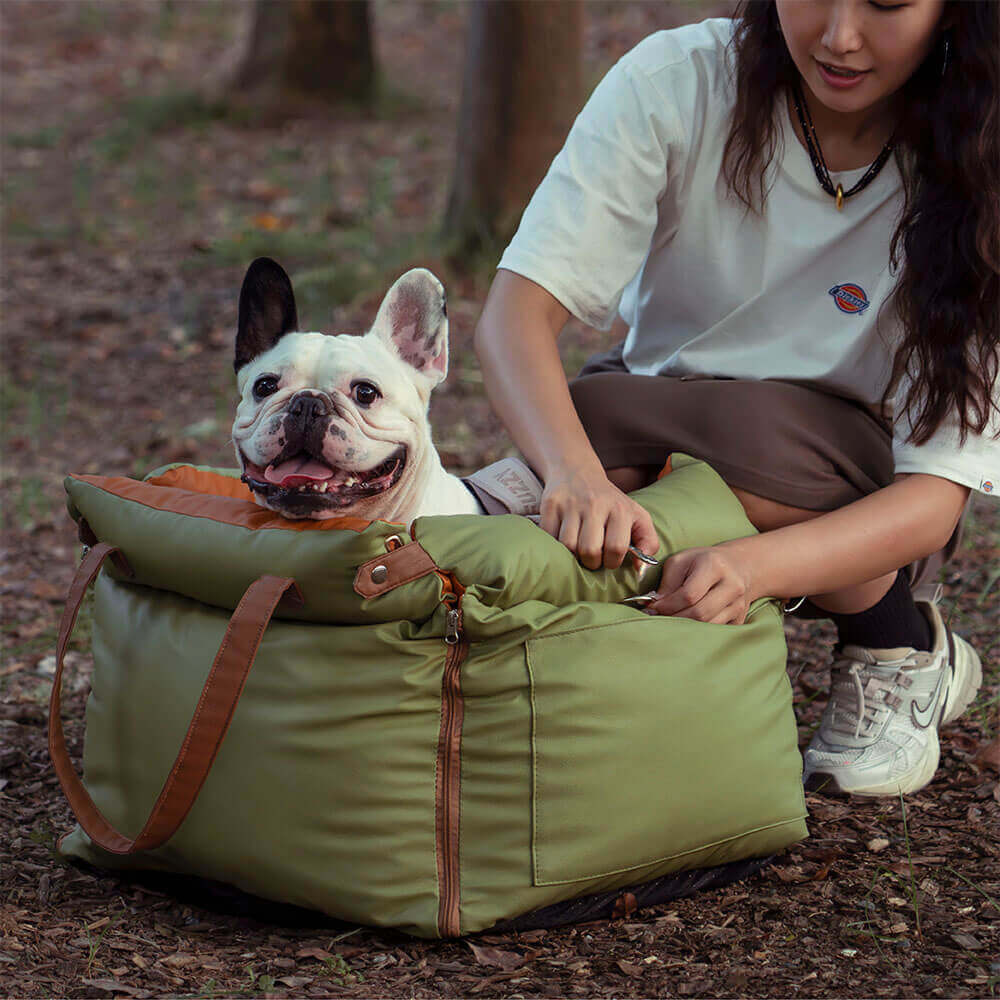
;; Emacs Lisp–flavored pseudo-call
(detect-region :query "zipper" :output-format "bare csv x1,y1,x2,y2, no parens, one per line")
435,594,467,938
444,608,461,645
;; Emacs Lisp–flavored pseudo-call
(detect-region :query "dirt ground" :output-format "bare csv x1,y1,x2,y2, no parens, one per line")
1,3,997,998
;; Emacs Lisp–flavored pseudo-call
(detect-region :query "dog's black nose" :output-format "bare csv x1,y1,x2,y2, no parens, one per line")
288,392,332,423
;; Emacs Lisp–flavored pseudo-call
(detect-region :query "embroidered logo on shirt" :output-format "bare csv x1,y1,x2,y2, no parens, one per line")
982,478,995,494
828,283,870,315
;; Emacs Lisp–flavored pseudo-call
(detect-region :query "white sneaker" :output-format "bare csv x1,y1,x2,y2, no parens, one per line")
802,600,982,797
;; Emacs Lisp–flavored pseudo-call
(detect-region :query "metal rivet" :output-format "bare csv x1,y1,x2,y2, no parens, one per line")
370,564,389,584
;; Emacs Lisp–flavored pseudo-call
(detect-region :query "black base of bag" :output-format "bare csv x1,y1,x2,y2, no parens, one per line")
490,855,774,932
65,855,773,936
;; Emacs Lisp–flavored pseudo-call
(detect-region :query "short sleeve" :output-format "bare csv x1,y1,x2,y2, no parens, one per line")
892,378,1000,496
497,33,694,330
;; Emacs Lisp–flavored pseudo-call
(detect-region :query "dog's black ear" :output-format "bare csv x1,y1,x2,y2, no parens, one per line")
367,268,448,388
235,258,299,371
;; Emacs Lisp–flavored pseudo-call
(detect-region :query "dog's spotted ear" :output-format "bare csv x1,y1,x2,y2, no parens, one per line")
235,258,299,372
367,269,448,388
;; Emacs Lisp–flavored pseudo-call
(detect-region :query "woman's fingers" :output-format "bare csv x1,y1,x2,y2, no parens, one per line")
629,507,660,570
648,548,751,624
538,473,660,571
602,506,634,569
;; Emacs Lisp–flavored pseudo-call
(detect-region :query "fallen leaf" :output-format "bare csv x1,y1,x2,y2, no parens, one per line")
466,943,525,971
867,837,890,853
517,929,547,942
888,922,908,934
678,980,711,995
296,945,334,962
277,976,314,988
774,866,807,883
951,933,983,950
251,213,291,231
812,859,835,881
612,892,638,919
974,736,1000,773
30,579,64,601
617,960,642,976
160,952,198,968
245,179,287,202
80,981,145,997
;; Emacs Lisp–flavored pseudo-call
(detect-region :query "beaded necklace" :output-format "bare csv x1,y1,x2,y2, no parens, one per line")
790,79,895,211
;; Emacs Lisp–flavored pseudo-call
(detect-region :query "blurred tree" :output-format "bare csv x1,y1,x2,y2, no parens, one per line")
232,0,375,105
444,1,583,256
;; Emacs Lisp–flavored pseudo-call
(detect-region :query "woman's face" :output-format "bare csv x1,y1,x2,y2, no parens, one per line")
775,0,947,117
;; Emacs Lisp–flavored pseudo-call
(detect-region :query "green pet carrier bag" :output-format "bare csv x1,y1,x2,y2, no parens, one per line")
50,453,807,937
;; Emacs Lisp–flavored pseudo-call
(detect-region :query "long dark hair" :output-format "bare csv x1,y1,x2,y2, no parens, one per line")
722,1,999,445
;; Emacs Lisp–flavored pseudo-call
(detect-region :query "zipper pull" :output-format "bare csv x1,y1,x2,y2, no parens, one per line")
445,608,462,646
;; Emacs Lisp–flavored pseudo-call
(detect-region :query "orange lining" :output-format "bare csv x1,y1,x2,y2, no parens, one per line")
69,466,401,534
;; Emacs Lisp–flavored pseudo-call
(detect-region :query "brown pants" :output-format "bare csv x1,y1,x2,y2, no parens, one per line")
570,344,961,590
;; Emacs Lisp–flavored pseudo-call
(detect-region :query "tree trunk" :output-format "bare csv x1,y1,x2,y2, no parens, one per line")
444,1,583,255
232,0,375,105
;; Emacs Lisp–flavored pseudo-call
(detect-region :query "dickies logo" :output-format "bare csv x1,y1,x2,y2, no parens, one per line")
828,283,870,315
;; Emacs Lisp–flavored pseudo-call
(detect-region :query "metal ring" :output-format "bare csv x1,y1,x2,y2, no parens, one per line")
782,596,806,614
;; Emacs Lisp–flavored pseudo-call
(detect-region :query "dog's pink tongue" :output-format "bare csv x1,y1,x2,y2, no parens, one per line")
264,457,336,486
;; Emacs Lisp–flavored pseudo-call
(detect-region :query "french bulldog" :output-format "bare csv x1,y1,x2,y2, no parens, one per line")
232,257,483,524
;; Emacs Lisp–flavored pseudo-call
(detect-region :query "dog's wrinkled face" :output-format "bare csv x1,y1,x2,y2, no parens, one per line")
232,257,449,520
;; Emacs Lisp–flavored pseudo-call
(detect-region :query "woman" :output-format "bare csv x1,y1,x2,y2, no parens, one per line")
474,0,998,796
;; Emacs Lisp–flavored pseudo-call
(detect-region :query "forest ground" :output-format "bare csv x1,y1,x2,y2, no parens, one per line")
1,3,997,998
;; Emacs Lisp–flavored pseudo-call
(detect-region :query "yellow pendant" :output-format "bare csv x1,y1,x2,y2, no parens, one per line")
836,184,844,211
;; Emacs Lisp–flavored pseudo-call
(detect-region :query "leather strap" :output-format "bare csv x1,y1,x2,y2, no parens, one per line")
49,542,300,855
353,541,438,598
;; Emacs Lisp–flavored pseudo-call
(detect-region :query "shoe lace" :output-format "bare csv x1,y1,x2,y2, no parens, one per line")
830,657,913,740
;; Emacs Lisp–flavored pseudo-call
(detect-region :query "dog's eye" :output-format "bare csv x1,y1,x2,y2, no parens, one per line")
352,381,381,407
253,375,279,399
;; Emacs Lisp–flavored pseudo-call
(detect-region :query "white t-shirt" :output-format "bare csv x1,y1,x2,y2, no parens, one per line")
498,17,999,497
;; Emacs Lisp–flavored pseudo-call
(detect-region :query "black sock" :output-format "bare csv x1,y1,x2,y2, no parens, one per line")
819,572,933,652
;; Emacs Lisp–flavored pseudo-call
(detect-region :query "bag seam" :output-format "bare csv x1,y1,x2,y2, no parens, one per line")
532,815,809,886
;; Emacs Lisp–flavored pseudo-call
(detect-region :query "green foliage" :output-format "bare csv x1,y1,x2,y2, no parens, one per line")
94,92,230,163
321,952,364,985
2,476,56,532
243,966,276,994
84,909,126,977
6,126,63,149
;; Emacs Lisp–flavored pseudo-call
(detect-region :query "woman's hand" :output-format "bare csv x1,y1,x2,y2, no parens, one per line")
539,466,660,571
646,543,755,624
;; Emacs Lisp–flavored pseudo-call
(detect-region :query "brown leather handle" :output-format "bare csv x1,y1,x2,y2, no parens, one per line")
49,542,301,855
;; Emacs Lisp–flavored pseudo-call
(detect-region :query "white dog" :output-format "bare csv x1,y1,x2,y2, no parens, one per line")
231,258,539,524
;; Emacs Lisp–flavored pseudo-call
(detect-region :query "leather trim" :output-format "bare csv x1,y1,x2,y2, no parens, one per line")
49,542,300,855
148,466,257,500
68,472,392,534
353,542,438,598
